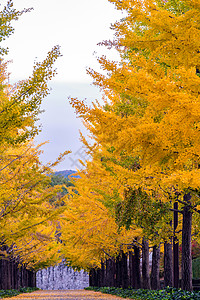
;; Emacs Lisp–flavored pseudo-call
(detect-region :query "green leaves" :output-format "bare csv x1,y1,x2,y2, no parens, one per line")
0,287,39,298
86,286,200,300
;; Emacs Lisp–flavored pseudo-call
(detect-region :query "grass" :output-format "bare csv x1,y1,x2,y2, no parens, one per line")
0,287,39,299
85,286,200,299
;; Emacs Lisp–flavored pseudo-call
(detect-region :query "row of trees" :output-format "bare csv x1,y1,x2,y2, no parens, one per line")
89,252,141,289
0,0,70,284
59,0,200,292
0,254,36,290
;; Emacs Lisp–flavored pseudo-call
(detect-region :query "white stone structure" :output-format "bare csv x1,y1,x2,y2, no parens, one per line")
36,263,89,290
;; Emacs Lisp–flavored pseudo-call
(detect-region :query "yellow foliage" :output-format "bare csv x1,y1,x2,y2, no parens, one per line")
60,161,142,269
0,47,68,269
66,0,200,267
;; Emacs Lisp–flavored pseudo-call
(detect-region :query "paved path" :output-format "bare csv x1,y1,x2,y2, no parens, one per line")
5,290,130,300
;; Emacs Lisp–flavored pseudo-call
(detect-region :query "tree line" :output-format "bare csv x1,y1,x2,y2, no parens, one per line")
0,0,69,286
59,0,200,292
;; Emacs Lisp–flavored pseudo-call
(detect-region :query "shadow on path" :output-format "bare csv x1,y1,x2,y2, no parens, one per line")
5,290,130,300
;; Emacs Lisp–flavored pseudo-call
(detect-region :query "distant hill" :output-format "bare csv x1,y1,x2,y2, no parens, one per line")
54,170,79,179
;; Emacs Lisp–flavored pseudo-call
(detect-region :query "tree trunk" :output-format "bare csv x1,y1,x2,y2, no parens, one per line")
33,271,36,288
96,268,101,287
129,247,142,289
11,260,14,289
100,261,105,287
121,251,128,289
1,259,6,289
3,259,9,289
14,260,19,289
89,268,97,286
181,194,192,291
116,254,122,288
134,245,141,288
106,259,115,287
164,241,173,287
173,202,179,288
151,245,160,290
8,260,12,289
18,265,22,289
28,270,34,288
142,238,150,289
112,260,116,287
0,259,2,289
129,251,136,288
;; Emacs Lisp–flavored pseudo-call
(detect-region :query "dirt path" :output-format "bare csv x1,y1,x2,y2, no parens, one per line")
5,290,131,300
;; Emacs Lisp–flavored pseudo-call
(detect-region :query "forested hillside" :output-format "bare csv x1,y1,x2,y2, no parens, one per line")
54,170,77,178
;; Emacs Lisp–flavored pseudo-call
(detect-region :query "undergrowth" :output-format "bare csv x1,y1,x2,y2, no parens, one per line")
0,287,39,298
85,286,200,299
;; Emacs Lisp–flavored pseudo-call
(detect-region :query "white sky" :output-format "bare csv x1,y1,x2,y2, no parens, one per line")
2,0,123,171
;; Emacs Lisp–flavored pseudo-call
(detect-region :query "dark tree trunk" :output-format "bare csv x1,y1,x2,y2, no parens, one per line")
14,260,19,289
129,246,142,289
18,266,22,289
20,265,24,287
129,251,135,288
1,259,5,289
28,270,34,288
142,238,150,289
0,259,2,289
27,270,31,287
151,245,160,290
21,265,25,287
181,194,192,291
115,252,128,288
89,268,97,286
134,245,141,288
3,259,9,290
96,268,101,287
33,271,36,288
164,241,173,287
112,260,116,287
8,260,12,289
121,252,128,289
106,259,115,287
173,202,179,288
116,254,122,288
25,267,28,287
100,261,105,287
11,260,14,289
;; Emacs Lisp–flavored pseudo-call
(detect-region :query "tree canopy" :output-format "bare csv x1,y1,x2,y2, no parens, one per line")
0,1,69,270
64,0,200,291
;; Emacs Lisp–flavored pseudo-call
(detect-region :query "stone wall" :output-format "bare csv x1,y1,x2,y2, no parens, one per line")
36,262,89,290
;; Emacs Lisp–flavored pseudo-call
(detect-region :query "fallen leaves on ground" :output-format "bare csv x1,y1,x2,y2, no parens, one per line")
4,289,132,300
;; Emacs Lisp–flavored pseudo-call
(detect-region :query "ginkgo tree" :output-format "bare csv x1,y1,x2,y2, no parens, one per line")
60,158,143,272
0,0,69,271
0,62,69,269
69,0,200,291
64,115,176,288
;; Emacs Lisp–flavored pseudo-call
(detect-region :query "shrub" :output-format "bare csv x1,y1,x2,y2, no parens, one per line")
193,257,200,279
85,286,200,299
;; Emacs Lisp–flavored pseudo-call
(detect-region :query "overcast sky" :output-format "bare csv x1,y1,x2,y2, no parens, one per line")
2,0,123,171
